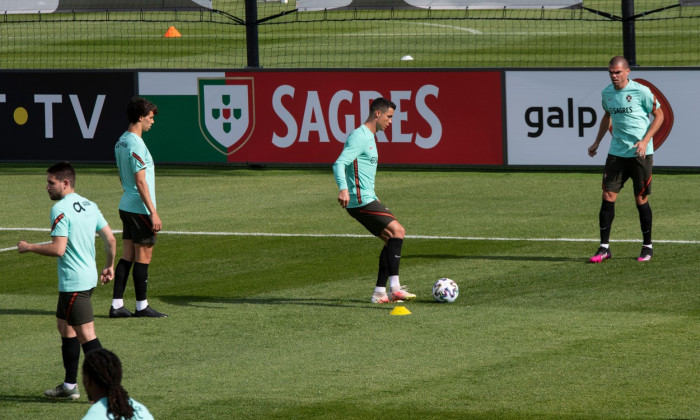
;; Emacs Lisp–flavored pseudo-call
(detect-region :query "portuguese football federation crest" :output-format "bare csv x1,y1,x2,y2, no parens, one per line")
198,78,255,155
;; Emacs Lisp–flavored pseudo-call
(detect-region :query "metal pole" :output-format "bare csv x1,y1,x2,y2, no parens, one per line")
622,0,636,66
245,0,260,68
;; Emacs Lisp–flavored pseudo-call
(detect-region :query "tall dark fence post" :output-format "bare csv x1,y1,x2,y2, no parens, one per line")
622,0,636,66
245,0,260,68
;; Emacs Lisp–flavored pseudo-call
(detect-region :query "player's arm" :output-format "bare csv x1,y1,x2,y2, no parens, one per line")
332,156,350,208
17,235,67,257
634,105,664,157
588,111,611,157
332,133,363,208
97,225,117,285
133,169,162,232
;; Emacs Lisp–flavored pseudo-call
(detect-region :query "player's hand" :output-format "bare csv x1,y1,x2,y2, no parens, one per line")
150,212,162,233
588,143,599,157
17,240,30,254
100,267,114,285
634,140,648,158
337,189,349,208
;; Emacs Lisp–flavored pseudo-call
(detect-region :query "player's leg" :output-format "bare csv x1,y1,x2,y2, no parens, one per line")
47,294,80,399
381,220,415,302
122,212,166,317
111,211,135,317
633,156,653,261
591,155,623,263
47,319,82,399
347,201,414,303
68,290,102,352
133,243,167,317
73,322,102,354
371,246,390,303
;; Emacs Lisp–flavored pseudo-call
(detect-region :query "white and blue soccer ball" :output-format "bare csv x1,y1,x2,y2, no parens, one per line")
432,278,459,303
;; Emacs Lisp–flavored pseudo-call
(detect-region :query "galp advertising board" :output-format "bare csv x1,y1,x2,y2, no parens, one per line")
506,70,696,167
138,71,504,165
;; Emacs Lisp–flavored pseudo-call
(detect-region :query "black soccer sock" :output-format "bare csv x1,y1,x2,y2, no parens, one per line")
112,259,133,300
386,238,404,276
375,246,390,288
599,200,615,244
133,262,149,302
61,337,80,384
81,338,102,355
637,201,653,246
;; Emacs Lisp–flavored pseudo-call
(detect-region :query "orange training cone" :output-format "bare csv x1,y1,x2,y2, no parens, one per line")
164,26,182,38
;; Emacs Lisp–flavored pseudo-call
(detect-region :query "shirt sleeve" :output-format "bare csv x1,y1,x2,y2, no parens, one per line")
95,207,108,232
50,206,68,237
129,142,148,174
332,130,364,190
642,87,659,115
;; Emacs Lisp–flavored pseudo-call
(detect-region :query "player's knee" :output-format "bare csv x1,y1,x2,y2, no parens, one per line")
391,223,406,239
602,191,617,202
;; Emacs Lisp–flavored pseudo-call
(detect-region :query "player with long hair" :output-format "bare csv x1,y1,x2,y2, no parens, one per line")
81,348,154,420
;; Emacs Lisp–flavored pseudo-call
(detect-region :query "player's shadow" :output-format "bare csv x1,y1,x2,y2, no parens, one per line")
0,394,88,404
0,308,55,316
404,254,580,263
159,295,388,310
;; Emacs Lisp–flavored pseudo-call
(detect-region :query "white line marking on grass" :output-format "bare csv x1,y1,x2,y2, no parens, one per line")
2,227,700,254
413,22,482,34
128,230,700,245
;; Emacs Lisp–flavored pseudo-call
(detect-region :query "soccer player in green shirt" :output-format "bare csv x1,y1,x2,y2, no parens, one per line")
333,97,416,303
18,162,116,400
111,97,167,318
588,56,664,262
81,348,154,420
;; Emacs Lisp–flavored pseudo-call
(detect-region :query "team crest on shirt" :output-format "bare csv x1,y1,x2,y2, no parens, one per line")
626,94,632,102
198,78,255,156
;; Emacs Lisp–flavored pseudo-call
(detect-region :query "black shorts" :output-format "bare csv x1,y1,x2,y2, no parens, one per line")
346,200,397,237
56,289,94,326
602,154,653,197
120,210,157,245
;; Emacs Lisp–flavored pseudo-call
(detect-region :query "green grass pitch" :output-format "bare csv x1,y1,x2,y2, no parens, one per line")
0,164,698,419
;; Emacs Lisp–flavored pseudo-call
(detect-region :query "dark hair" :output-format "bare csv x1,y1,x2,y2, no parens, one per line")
369,97,396,114
83,348,135,419
126,96,158,124
47,161,75,187
609,55,629,69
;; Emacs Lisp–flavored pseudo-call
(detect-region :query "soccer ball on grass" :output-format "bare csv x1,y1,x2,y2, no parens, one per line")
432,278,459,303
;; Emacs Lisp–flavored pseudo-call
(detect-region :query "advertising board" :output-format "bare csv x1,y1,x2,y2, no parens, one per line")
505,70,696,167
139,71,504,166
0,71,135,162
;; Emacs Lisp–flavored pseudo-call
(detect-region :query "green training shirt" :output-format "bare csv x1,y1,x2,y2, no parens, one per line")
332,125,379,208
115,131,156,215
602,79,660,158
50,193,108,292
81,397,154,420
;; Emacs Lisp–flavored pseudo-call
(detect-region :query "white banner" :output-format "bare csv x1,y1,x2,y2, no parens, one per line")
0,0,212,14
297,0,582,11
506,70,698,167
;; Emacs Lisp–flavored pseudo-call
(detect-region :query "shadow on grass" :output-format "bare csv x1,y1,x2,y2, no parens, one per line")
0,308,55,316
0,394,89,404
404,254,582,263
158,295,389,310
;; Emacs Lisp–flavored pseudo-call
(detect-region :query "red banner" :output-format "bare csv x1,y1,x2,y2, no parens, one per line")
211,71,503,165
